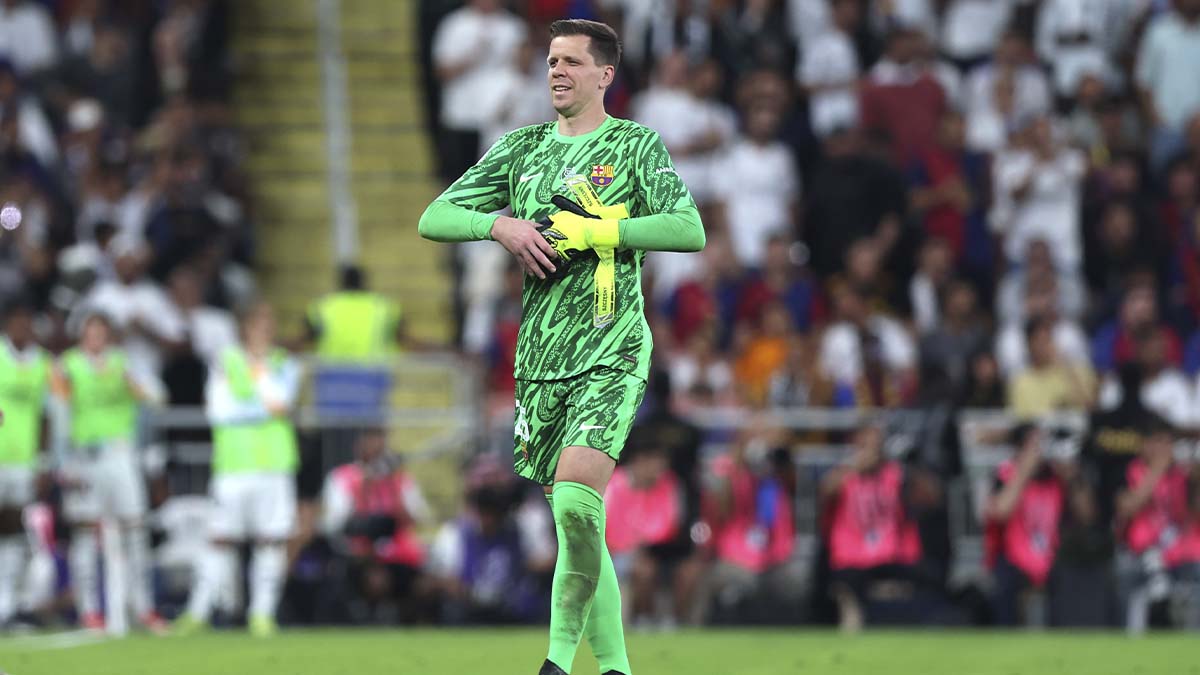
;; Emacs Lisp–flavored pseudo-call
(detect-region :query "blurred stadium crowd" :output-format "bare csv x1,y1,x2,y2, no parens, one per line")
418,0,1200,631
2,0,1200,637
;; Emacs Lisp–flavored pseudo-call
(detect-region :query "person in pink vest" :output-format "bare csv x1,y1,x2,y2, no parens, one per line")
604,432,701,627
985,424,1095,625
697,424,800,623
1115,418,1200,633
321,428,431,623
821,423,940,632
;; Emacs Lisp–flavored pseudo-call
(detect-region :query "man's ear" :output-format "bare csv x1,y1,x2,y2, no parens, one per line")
599,64,615,89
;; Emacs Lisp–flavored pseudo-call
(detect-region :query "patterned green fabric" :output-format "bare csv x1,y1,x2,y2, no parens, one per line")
212,348,298,475
513,366,646,486
433,115,696,382
62,349,138,446
0,345,49,466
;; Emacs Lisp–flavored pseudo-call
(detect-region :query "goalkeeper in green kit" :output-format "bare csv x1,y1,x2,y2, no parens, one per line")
419,18,704,675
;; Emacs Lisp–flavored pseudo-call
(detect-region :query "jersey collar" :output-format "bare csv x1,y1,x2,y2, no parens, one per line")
553,114,614,144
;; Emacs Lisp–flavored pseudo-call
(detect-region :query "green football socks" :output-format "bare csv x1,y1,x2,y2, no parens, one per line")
546,483,630,675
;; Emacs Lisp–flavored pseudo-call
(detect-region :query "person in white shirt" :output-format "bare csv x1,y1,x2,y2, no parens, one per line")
871,0,938,41
994,273,1090,376
1035,0,1116,98
166,267,237,367
632,53,736,207
786,0,833,50
798,0,861,138
995,239,1087,326
431,0,527,182
712,105,801,268
1099,330,1195,428
990,115,1087,273
1136,0,1200,168
479,38,556,153
819,281,916,392
0,59,59,169
941,0,1018,67
70,245,185,378
177,302,303,637
964,30,1053,152
910,237,956,335
0,0,59,75
637,56,736,301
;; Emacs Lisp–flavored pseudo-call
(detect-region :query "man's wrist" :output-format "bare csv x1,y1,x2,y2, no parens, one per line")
484,214,503,241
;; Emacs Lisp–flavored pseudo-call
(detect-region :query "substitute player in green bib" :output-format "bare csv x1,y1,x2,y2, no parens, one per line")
0,301,50,626
419,19,704,675
175,301,301,637
52,313,167,632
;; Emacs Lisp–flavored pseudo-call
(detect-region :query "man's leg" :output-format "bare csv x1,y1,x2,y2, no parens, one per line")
543,446,618,675
178,475,244,632
112,447,162,629
69,525,102,625
545,486,631,675
247,473,296,636
0,506,27,624
63,460,103,628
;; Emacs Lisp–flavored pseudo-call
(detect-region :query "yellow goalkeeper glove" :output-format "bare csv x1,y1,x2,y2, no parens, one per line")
540,211,620,262
538,200,630,328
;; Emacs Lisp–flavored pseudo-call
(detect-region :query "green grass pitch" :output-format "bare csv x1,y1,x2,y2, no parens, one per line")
1,628,1197,675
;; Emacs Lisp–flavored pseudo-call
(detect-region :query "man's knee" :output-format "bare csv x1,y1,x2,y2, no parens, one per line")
554,446,616,494
550,481,605,573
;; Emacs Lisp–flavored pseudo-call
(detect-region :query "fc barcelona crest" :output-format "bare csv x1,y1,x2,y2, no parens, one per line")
590,164,615,187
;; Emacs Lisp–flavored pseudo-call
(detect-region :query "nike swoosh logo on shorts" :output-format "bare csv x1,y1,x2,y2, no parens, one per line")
579,424,607,431
519,173,542,182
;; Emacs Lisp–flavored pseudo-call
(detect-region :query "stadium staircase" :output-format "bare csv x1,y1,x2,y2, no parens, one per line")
232,1,471,516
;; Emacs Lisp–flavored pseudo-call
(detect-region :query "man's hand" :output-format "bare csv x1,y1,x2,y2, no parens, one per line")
491,215,558,280
539,211,619,262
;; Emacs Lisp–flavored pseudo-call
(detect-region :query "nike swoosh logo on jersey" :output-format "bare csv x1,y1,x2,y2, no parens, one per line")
519,172,542,183
579,424,607,431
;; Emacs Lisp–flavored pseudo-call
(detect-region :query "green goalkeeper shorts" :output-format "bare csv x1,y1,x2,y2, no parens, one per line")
513,366,647,486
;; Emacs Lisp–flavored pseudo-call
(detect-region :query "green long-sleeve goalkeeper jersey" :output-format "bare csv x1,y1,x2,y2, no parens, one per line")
419,115,704,382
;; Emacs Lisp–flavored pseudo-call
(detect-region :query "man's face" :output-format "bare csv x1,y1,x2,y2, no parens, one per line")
4,312,32,346
547,35,612,117
81,317,110,353
1029,327,1055,366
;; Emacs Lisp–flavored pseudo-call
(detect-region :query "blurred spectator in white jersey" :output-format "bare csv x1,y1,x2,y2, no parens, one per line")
799,0,860,138
432,0,527,182
632,53,736,207
991,115,1086,273
0,0,59,76
1035,0,1116,98
479,38,555,152
1136,0,1200,169
941,0,1017,68
964,30,1052,153
871,0,937,42
995,270,1090,376
70,244,185,377
0,59,58,169
1099,329,1195,428
786,0,832,50
712,104,800,269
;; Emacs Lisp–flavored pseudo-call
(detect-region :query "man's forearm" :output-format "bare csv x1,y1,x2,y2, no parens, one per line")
417,199,498,243
617,205,705,252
